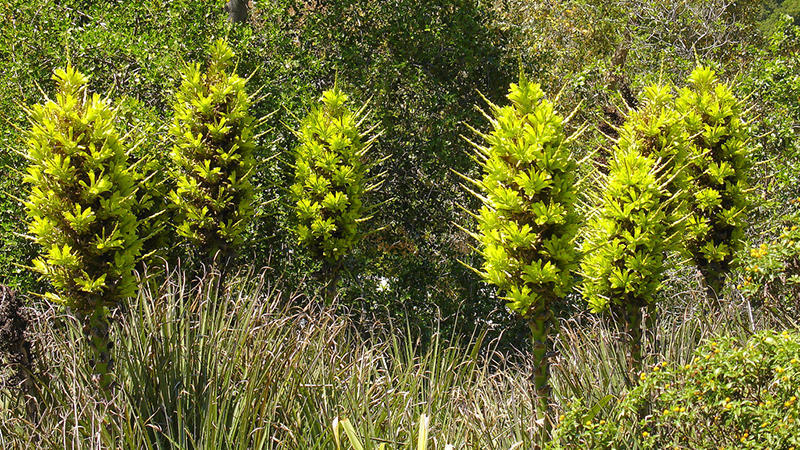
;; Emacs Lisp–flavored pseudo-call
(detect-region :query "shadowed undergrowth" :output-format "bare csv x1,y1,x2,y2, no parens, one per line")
0,269,786,449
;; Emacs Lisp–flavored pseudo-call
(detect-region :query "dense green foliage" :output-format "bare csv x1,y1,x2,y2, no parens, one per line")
291,88,377,263
0,0,516,336
554,330,800,448
678,66,751,297
23,66,140,388
169,39,255,263
469,75,579,408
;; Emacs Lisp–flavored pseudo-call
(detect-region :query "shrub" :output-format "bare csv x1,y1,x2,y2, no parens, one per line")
465,74,580,416
23,66,140,389
552,330,800,449
290,87,380,285
580,84,690,370
739,216,800,314
677,65,751,298
169,39,256,266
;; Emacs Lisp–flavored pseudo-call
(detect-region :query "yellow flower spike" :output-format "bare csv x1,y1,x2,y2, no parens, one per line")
642,431,649,438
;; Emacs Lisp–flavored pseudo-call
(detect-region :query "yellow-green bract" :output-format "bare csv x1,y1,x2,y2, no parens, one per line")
290,88,379,263
677,66,751,297
169,39,255,260
466,74,580,417
580,84,690,368
23,65,140,388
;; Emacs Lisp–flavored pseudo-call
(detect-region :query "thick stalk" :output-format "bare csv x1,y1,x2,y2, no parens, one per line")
83,304,113,391
698,262,723,308
528,307,553,433
624,303,643,374
323,259,343,306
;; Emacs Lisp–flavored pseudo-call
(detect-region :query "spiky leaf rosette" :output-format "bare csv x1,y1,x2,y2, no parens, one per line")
581,85,690,315
290,88,378,263
23,66,140,388
676,66,751,295
471,76,579,320
169,39,255,260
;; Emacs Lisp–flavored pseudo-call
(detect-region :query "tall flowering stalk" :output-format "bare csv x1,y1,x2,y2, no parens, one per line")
464,74,580,419
290,88,381,299
24,66,140,389
677,66,751,299
581,85,690,371
169,39,255,268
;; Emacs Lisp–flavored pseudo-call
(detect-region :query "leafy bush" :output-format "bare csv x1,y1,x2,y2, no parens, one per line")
677,66,751,297
580,84,690,368
739,218,800,314
23,66,140,388
466,74,580,414
169,39,256,264
553,330,800,449
290,88,379,265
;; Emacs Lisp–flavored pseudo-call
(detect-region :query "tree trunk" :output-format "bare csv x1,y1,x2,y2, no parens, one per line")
0,285,37,419
225,0,249,24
